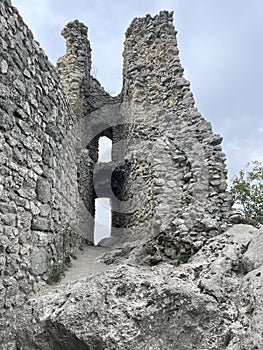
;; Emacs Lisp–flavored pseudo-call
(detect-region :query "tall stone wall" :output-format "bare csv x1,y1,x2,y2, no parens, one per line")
0,0,81,339
55,12,235,256
118,11,234,259
57,20,122,245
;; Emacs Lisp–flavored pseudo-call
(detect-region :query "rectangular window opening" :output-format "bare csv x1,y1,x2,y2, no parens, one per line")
94,197,112,245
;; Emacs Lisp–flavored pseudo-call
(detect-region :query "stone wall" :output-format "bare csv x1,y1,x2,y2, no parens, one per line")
0,0,81,339
57,20,121,246
57,20,117,117
56,12,235,255
118,11,234,260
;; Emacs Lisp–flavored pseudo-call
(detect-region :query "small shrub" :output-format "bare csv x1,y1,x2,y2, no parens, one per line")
47,263,65,285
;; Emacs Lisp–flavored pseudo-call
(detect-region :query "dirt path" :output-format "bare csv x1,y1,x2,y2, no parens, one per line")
49,245,112,289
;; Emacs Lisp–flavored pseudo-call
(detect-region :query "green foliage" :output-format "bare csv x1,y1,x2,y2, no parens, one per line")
63,225,78,261
230,161,263,227
47,263,65,285
47,225,77,285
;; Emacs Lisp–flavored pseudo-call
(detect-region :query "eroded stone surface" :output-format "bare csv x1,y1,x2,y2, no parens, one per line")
11,225,263,350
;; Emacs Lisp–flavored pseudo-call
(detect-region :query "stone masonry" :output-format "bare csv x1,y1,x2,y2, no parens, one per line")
0,0,80,341
57,12,235,258
0,1,236,345
118,12,235,262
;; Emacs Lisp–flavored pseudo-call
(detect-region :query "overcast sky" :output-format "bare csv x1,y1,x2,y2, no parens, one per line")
11,0,263,183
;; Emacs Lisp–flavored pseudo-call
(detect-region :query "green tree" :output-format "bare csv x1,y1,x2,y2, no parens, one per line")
230,161,263,227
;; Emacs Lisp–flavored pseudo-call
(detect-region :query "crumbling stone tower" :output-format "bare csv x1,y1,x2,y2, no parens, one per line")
57,12,233,253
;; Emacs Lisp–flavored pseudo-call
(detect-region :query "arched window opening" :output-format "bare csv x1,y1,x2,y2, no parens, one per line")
94,198,112,245
98,136,112,163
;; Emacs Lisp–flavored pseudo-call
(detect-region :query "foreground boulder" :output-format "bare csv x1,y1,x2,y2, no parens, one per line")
14,225,263,350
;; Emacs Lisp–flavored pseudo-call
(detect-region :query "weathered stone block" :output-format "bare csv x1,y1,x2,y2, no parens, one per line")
31,217,51,232
0,213,16,226
0,59,8,73
17,212,32,230
154,178,165,187
0,203,17,214
30,247,48,276
36,177,51,204
0,112,14,130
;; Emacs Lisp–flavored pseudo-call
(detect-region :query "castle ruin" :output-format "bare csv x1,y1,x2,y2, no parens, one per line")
0,0,236,345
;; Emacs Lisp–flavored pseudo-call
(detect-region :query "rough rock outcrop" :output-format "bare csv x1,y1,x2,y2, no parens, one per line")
12,225,263,350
